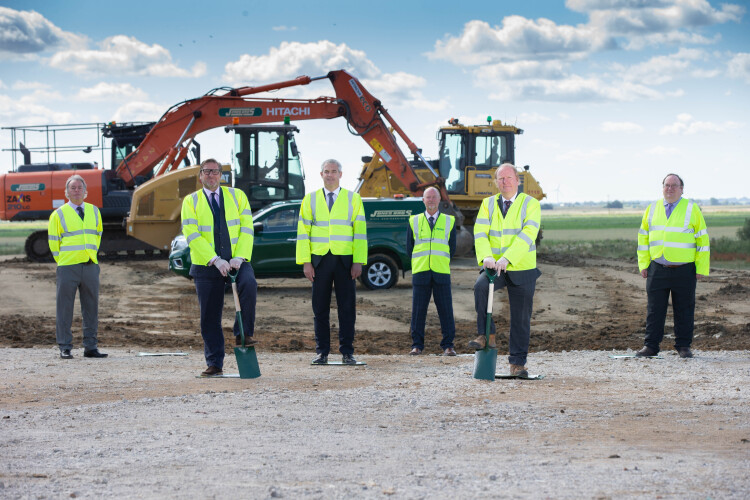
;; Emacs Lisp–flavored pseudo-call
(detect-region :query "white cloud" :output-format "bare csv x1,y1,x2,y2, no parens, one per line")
111,101,166,123
583,0,744,37
76,82,148,102
478,60,568,81
0,6,87,56
428,18,607,66
659,113,743,135
361,72,447,110
602,121,644,133
488,74,662,102
11,80,51,90
644,145,680,155
272,26,297,31
517,112,552,124
223,41,380,85
555,147,610,164
49,35,206,77
619,47,705,84
727,52,750,83
0,92,73,125
223,42,435,109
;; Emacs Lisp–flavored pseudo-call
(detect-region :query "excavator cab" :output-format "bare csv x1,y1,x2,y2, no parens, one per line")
228,124,305,210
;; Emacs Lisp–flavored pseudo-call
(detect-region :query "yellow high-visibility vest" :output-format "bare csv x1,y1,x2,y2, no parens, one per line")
637,197,710,275
410,213,454,274
181,187,254,266
474,193,540,271
296,188,367,264
48,203,102,266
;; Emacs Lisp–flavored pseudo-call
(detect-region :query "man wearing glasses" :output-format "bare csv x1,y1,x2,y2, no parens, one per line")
635,174,710,359
181,159,258,377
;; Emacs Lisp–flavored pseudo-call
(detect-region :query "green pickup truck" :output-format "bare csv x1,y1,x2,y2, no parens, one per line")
168,197,426,289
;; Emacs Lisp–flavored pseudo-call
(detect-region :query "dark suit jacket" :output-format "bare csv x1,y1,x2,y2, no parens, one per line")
406,214,457,286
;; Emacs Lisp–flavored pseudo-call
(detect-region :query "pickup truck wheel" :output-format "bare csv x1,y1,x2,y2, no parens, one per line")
360,254,398,290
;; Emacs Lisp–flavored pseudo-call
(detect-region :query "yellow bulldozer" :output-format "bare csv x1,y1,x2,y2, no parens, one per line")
356,117,546,254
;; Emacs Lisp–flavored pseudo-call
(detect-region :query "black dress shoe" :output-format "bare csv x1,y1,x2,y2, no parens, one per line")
342,354,357,365
60,349,73,359
677,347,693,358
83,349,108,358
635,346,658,357
235,336,258,346
312,353,328,364
200,366,223,377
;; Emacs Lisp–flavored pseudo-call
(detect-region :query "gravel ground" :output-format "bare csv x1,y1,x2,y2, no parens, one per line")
1,348,749,499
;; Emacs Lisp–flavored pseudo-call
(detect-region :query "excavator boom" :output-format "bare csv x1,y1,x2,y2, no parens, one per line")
117,70,447,199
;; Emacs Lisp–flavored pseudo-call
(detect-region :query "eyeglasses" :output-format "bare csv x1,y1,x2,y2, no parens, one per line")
201,168,221,176
663,183,681,189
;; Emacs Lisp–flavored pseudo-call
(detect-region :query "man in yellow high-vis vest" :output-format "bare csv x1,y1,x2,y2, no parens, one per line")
48,175,106,359
470,164,541,378
181,159,257,377
407,187,457,356
635,173,710,359
296,159,367,365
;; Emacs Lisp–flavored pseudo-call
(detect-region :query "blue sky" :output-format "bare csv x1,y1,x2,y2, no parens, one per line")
1,0,748,202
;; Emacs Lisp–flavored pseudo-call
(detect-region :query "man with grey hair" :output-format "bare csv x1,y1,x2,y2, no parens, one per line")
48,174,106,359
296,159,367,365
406,186,457,356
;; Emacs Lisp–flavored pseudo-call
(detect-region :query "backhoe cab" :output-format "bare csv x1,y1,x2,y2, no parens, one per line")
358,117,546,228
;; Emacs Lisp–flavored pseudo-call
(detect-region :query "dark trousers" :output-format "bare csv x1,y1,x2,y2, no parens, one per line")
312,252,355,356
474,270,537,366
645,262,696,352
410,277,455,350
191,262,257,369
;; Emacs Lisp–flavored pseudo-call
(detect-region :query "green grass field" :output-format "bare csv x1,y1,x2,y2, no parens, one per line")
2,213,748,269
538,211,749,269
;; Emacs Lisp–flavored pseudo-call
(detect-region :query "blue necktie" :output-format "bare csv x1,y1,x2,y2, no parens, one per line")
665,202,674,218
428,216,435,230
503,200,511,216
210,192,220,215
76,206,84,220
327,192,335,211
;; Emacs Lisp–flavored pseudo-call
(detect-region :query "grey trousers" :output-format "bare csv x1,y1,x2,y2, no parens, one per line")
56,263,100,350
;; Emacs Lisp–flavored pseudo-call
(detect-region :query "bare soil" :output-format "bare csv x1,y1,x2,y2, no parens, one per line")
1,254,748,355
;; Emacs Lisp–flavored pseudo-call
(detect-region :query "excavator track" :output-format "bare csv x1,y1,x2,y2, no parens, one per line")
24,227,169,263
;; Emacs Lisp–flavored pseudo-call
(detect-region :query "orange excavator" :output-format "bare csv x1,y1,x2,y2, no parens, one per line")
1,70,458,260
124,69,461,251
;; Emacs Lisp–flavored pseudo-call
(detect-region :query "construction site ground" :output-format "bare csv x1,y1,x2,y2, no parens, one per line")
1,255,748,498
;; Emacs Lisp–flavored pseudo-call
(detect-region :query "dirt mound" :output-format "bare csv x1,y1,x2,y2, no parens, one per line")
1,256,748,354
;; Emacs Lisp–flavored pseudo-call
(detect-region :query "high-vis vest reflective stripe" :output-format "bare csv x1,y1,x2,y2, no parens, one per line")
296,188,368,264
411,213,454,274
473,192,540,271
181,187,254,266
637,197,710,275
48,203,102,266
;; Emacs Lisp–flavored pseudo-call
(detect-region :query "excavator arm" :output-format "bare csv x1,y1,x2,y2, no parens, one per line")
116,70,450,201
